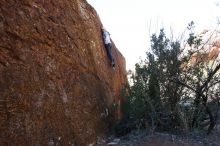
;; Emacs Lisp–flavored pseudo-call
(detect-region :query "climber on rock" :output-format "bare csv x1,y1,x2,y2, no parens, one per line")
101,27,115,68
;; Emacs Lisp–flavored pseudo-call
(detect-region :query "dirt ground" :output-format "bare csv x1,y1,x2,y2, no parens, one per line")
98,128,220,146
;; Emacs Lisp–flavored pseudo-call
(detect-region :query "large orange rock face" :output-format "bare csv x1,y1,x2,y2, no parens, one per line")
0,0,127,145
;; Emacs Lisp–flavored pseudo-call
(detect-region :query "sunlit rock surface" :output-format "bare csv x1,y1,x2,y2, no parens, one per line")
0,0,127,145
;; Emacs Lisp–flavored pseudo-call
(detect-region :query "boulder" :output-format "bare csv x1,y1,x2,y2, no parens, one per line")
0,0,127,145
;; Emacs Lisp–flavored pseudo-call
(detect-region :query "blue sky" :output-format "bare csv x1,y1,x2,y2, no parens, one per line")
87,0,220,70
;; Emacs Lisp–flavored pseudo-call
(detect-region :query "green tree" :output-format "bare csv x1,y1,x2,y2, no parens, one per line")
123,24,220,134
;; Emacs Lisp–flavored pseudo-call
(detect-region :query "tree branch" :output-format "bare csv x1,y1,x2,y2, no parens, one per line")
201,63,220,91
169,79,196,92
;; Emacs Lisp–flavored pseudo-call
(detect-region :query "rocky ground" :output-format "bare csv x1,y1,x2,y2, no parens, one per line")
97,128,220,146
96,106,220,146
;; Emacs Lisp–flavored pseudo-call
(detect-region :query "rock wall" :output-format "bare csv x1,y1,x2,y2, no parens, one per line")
0,0,127,145
189,31,220,66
